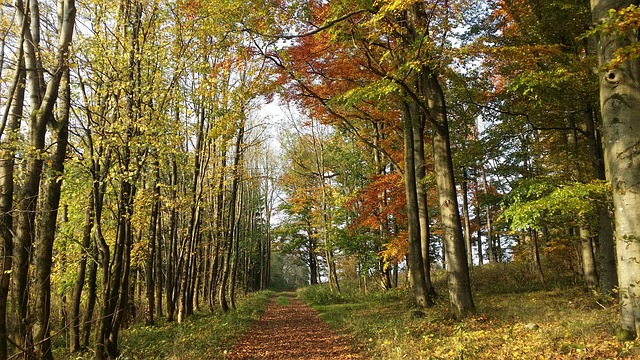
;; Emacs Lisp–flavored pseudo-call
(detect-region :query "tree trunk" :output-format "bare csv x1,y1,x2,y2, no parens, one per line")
413,114,437,298
474,176,484,266
82,238,98,349
70,194,94,352
591,0,640,339
0,26,25,358
308,235,318,285
481,167,497,263
229,194,243,309
526,229,545,283
584,104,617,293
155,207,164,317
579,225,599,289
166,157,178,322
401,102,431,308
145,161,160,325
426,73,475,317
220,119,245,312
34,63,71,359
461,173,473,266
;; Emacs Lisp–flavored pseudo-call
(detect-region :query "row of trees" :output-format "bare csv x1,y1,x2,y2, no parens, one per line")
270,0,640,339
0,0,280,358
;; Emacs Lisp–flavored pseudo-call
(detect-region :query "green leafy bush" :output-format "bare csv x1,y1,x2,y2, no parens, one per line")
297,284,350,305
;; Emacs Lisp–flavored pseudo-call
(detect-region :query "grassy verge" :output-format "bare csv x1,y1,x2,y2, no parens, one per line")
57,290,273,360
298,265,639,359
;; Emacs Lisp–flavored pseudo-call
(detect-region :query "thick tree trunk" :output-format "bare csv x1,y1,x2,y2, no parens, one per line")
591,0,640,339
427,74,475,317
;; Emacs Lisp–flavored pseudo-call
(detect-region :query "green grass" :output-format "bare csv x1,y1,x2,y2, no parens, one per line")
276,293,290,306
56,290,273,360
297,265,639,359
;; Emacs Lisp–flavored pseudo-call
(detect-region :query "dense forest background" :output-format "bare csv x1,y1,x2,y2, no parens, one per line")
0,0,638,358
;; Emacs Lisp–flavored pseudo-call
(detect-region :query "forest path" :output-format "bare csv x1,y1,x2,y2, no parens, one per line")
226,292,361,359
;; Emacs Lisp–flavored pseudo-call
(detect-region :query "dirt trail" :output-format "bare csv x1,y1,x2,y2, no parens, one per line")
226,292,361,359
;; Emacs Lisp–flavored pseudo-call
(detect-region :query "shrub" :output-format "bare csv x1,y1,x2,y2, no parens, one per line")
297,284,349,305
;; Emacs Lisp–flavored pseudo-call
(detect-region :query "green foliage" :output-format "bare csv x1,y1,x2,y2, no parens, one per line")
296,284,350,305
276,294,290,306
586,4,640,68
330,79,400,109
501,178,607,230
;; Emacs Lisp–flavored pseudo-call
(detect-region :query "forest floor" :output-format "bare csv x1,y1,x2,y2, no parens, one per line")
54,264,640,359
225,292,361,359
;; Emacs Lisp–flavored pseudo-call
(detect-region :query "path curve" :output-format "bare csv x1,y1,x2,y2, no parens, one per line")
226,292,361,359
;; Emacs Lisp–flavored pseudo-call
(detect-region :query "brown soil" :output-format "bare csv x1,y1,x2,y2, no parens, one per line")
226,292,361,359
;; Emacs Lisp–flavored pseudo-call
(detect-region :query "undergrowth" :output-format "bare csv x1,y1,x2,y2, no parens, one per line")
298,264,639,359
56,290,273,360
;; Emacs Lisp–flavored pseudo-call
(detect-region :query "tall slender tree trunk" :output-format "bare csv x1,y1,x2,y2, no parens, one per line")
401,102,430,308
526,229,545,283
145,160,160,325
220,119,245,312
474,175,484,266
14,1,46,354
481,167,497,263
70,194,94,352
166,157,178,322
413,114,437,297
229,193,243,309
34,65,70,359
155,208,164,317
579,225,599,289
591,0,640,339
461,174,473,266
308,234,318,285
0,28,25,358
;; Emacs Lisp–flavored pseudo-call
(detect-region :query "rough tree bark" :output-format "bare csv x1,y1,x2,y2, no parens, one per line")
426,72,475,317
591,0,640,340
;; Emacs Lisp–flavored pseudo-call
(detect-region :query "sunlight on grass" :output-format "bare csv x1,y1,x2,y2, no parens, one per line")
298,265,639,360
